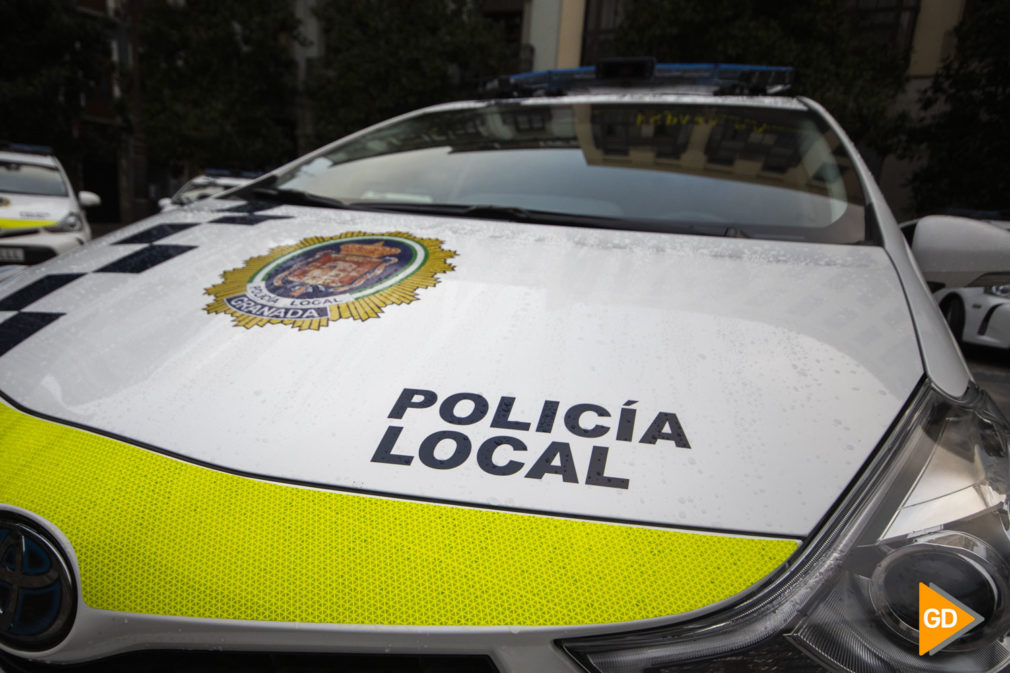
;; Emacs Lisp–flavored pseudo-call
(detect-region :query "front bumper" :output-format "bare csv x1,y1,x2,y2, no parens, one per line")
0,399,797,672
0,228,89,265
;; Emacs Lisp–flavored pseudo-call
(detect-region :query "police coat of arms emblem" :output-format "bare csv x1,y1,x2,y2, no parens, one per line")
204,232,455,330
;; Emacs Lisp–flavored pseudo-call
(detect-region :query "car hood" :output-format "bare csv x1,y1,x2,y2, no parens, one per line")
0,201,923,540
0,192,71,230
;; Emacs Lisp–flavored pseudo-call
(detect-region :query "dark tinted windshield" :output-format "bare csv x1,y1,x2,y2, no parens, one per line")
275,102,869,244
0,161,68,197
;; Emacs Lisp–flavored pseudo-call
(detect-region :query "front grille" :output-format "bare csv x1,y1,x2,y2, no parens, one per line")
21,247,58,265
0,246,58,265
0,650,499,673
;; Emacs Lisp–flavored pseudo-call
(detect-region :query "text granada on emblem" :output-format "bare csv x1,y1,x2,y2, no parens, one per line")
204,232,455,330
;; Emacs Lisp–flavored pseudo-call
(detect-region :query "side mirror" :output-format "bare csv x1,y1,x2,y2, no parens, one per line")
909,215,1010,289
78,191,101,208
158,197,172,210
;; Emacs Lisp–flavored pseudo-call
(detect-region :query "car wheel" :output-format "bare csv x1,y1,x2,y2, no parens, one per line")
940,295,966,344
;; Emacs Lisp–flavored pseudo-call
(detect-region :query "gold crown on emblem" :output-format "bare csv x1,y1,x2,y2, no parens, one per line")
339,240,399,257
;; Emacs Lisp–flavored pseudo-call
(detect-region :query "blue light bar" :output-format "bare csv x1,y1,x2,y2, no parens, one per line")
503,62,794,95
0,141,55,155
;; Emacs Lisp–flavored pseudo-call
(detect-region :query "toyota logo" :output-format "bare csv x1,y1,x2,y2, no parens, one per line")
0,514,75,651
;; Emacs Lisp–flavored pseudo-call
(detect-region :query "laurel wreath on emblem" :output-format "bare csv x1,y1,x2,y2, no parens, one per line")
204,231,456,331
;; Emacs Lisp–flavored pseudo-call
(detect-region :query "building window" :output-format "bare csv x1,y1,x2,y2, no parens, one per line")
849,0,921,56
581,0,625,65
482,0,525,72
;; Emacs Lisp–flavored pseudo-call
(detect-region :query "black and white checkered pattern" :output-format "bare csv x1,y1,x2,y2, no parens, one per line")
0,203,292,356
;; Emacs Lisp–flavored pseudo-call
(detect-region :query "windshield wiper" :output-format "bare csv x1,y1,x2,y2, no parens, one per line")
349,201,752,238
461,204,534,221
349,202,533,221
250,187,348,210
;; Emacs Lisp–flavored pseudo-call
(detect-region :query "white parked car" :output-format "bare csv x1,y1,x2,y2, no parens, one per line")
902,215,1010,351
0,62,1009,673
158,173,253,212
0,146,99,265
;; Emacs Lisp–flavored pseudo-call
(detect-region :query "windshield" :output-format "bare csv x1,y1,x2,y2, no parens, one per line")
0,161,68,197
273,101,870,244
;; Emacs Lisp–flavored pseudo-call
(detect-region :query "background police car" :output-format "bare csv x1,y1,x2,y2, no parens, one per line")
158,173,253,212
0,146,99,267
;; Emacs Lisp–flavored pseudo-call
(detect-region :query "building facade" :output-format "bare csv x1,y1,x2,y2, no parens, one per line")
67,0,967,224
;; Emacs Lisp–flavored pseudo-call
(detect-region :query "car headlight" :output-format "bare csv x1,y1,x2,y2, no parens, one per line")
985,285,1010,299
51,212,83,232
563,383,1010,672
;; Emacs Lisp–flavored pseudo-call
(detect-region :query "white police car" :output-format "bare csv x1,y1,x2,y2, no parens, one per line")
1,62,1009,673
157,172,255,212
0,145,99,266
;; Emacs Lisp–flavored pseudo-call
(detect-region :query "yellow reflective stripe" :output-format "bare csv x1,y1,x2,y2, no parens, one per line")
0,218,57,230
0,402,798,626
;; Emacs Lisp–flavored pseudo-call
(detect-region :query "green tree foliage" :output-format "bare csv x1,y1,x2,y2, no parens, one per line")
0,0,111,157
139,0,300,172
308,0,509,144
611,0,909,154
905,2,1010,213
